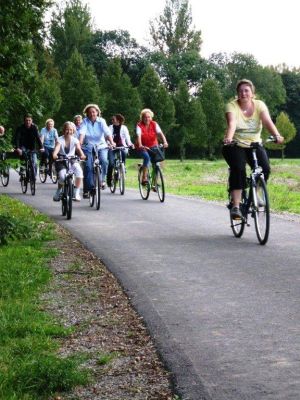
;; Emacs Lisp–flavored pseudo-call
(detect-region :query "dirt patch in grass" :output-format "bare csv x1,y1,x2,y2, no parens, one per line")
44,225,175,400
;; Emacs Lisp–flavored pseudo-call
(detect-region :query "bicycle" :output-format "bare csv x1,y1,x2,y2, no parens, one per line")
138,145,165,203
39,154,57,184
110,146,129,195
19,150,37,196
226,137,275,245
56,156,79,220
0,152,9,187
88,144,102,210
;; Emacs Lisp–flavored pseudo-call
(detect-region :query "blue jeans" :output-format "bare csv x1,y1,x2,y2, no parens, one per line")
138,149,151,168
21,148,38,177
83,146,108,191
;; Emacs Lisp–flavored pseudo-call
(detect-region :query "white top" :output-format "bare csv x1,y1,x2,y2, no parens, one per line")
108,124,133,146
57,136,79,157
81,117,111,148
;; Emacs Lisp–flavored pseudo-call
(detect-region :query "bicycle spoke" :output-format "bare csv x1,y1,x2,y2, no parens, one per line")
253,177,270,245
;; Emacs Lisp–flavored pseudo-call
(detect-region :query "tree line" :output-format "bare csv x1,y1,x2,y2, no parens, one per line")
0,0,299,158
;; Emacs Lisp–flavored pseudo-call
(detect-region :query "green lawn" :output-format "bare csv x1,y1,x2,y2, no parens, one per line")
0,196,89,400
125,157,300,214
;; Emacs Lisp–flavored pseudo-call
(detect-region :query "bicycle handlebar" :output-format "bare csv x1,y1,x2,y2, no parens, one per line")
224,136,277,148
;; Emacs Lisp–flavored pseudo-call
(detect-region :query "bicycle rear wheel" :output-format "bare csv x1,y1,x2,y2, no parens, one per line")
110,167,117,193
66,177,73,220
253,176,270,245
155,165,165,202
1,165,9,186
138,166,150,200
119,163,125,195
39,163,47,183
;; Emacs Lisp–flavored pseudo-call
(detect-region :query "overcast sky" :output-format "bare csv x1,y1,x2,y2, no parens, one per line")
84,0,299,68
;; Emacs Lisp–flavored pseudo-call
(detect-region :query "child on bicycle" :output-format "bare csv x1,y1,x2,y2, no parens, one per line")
52,121,86,202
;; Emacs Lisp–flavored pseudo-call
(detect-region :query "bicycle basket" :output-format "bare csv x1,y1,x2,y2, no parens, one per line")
150,146,165,163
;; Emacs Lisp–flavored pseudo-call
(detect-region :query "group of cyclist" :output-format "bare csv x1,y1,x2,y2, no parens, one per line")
5,105,169,202
1,78,284,219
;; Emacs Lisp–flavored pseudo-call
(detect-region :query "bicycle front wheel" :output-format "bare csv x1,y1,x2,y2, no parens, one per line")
51,165,57,184
1,165,9,186
66,177,73,220
95,166,101,210
29,166,36,196
110,167,117,193
20,172,28,194
155,165,165,202
138,166,150,200
119,164,125,195
39,163,47,183
253,176,270,245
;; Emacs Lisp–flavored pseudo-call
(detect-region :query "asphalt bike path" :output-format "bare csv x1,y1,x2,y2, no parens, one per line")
2,171,300,400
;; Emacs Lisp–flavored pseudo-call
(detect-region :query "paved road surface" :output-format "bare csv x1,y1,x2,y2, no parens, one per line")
1,171,300,400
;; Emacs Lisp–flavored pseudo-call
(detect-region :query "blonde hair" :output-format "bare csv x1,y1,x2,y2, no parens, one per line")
236,79,256,95
140,108,154,121
62,121,74,134
83,104,101,116
46,118,54,125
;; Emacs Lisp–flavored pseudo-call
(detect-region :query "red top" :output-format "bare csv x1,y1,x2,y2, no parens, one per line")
137,120,158,148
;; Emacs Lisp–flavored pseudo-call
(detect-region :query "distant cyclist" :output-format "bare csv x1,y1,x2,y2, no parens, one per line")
222,79,284,220
13,114,44,176
135,108,168,185
73,114,84,142
107,114,134,187
39,118,58,173
80,104,115,196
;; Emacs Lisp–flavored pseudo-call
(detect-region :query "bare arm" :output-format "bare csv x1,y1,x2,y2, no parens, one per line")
260,110,284,144
157,131,168,148
75,142,86,159
52,142,61,160
223,112,236,144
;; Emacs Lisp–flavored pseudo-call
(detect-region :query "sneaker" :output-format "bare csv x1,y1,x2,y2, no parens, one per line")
231,206,242,220
101,183,106,190
53,189,62,202
74,193,81,202
83,191,89,199
152,186,157,192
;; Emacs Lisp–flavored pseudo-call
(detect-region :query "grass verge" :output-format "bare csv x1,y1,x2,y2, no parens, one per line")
125,157,300,214
0,195,89,400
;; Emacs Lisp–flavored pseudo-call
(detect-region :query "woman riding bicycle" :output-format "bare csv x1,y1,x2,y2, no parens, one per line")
80,104,115,196
52,121,86,202
222,79,284,220
107,114,134,187
135,108,168,185
39,118,58,173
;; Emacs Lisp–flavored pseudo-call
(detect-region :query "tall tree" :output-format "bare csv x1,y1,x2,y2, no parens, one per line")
280,69,300,157
101,58,142,130
171,81,207,159
149,0,202,56
264,112,296,159
57,50,103,126
138,66,175,134
200,79,225,159
50,0,93,73
88,30,150,86
149,0,204,91
0,0,52,132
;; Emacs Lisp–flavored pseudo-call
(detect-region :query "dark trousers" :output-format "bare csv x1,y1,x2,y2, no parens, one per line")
222,145,270,191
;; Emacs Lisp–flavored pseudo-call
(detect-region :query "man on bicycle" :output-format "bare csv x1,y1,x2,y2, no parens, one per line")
14,114,44,176
39,118,58,174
